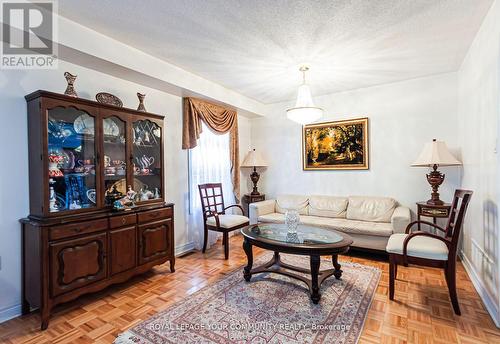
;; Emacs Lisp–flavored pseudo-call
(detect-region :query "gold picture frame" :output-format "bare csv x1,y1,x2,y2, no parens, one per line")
303,117,369,170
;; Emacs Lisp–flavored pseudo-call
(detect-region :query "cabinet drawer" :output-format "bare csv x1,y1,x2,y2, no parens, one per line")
421,207,449,217
138,207,172,223
251,196,265,202
109,214,137,229
50,219,108,240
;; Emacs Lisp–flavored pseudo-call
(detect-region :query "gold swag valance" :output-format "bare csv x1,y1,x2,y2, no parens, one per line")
182,97,240,202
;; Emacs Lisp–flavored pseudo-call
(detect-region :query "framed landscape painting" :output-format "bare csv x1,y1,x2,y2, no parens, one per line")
303,117,369,170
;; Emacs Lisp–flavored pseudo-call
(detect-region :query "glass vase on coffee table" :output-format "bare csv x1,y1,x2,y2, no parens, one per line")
284,208,300,243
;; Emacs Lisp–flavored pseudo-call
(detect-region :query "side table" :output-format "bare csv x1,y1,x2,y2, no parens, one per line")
416,202,451,231
242,194,265,216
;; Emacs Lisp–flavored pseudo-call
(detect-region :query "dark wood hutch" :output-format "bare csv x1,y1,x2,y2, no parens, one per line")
20,90,175,330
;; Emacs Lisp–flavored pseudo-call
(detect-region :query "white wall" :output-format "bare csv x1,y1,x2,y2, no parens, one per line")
0,60,251,322
457,0,500,326
251,72,460,211
239,116,253,194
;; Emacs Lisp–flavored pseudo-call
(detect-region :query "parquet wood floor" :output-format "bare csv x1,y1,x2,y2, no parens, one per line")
1,234,499,343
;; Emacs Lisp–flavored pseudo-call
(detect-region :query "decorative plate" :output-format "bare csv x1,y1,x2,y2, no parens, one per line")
86,189,96,204
103,118,120,137
59,149,75,170
73,113,95,135
55,194,66,210
96,92,123,107
153,127,161,138
110,178,146,196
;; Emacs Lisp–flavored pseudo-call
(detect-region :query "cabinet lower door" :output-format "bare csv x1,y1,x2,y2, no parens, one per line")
138,220,171,265
50,233,107,296
109,226,137,275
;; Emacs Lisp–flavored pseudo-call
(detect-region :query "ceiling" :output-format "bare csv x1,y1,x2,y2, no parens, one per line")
59,0,493,104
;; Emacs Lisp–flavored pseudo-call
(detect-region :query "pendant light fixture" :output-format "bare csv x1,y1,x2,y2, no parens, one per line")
286,65,324,125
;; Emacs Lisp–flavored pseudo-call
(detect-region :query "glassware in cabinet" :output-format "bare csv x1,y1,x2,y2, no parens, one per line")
102,115,127,205
47,107,97,212
132,119,162,202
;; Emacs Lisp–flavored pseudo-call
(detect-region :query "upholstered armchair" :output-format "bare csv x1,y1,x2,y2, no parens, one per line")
198,183,249,259
386,189,473,315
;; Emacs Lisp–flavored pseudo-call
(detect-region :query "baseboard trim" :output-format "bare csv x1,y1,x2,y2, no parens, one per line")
0,304,22,324
175,241,195,257
460,250,500,327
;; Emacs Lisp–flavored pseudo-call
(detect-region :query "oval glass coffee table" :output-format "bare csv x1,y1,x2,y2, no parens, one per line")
241,223,353,304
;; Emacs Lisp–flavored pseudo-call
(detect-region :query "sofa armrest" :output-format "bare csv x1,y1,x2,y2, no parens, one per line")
249,200,276,224
391,206,411,233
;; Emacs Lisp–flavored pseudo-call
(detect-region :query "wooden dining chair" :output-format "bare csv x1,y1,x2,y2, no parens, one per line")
386,189,473,315
198,183,249,259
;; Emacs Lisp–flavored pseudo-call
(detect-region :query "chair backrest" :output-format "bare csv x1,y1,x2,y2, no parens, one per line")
198,183,226,219
445,189,473,257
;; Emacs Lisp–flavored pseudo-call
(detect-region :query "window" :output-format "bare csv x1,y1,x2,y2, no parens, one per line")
188,122,234,249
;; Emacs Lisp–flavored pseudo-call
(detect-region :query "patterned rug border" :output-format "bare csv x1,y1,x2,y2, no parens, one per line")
115,254,382,344
350,264,380,344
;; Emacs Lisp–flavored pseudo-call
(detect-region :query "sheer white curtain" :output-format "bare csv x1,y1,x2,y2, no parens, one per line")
188,122,235,250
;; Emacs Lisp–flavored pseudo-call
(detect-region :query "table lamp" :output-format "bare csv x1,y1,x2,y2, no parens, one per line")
241,149,267,195
411,139,462,205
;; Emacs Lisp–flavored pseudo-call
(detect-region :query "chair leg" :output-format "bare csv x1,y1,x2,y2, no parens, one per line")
394,262,398,279
202,226,208,253
389,254,395,300
445,263,461,315
223,232,229,260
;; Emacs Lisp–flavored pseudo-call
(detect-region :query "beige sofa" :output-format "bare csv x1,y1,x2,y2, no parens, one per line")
249,195,411,251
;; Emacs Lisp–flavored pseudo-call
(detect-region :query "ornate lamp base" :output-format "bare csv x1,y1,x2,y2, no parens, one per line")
250,167,261,195
426,164,445,205
426,198,445,206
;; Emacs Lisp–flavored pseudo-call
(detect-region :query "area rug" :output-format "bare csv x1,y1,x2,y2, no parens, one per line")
115,253,381,344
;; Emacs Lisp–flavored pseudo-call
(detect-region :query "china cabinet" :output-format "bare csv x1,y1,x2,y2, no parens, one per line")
21,90,174,330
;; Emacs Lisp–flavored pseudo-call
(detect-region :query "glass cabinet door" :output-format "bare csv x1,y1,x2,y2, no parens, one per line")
47,107,97,212
132,119,162,202
102,115,127,205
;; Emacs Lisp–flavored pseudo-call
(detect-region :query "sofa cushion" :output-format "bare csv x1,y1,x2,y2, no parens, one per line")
386,233,449,260
346,233,389,250
308,196,348,218
276,195,309,215
300,216,393,237
346,196,396,222
258,213,285,223
257,213,393,237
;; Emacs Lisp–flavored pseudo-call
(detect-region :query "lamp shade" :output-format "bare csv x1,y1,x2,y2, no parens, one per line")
286,66,324,125
411,139,462,167
286,107,324,125
241,149,267,167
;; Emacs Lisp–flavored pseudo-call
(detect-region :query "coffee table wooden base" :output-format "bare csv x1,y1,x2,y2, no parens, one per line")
243,240,345,304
